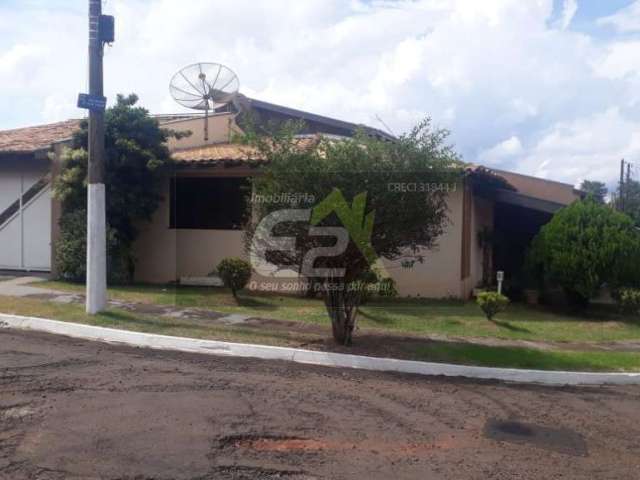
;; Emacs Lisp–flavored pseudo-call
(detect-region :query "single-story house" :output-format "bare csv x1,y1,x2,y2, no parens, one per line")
0,95,581,298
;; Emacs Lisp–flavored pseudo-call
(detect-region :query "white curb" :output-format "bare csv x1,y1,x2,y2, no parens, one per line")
1,313,640,386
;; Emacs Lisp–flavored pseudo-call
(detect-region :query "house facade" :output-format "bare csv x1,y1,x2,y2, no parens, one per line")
0,97,581,298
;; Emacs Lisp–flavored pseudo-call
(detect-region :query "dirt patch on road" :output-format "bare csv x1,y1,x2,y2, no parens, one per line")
223,434,476,456
1,328,640,479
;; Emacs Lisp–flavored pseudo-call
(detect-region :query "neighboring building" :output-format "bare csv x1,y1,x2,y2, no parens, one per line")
0,96,581,298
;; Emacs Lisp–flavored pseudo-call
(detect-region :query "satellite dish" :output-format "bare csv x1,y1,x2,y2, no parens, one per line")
169,63,239,141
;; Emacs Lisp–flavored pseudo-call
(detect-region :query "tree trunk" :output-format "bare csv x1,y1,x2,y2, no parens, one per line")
323,277,360,346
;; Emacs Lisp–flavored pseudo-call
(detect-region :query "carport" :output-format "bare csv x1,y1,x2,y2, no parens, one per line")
0,153,52,271
0,120,80,272
489,171,582,298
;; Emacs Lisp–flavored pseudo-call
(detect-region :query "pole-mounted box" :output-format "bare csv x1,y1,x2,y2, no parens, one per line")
99,15,115,43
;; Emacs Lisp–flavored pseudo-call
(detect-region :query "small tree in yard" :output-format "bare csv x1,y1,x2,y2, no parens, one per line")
242,119,462,345
528,199,640,307
476,292,509,320
53,94,187,283
217,258,252,298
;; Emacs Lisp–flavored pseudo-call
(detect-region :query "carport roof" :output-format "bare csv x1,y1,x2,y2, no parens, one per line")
0,119,81,154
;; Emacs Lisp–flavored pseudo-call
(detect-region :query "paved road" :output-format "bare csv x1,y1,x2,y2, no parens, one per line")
1,328,639,479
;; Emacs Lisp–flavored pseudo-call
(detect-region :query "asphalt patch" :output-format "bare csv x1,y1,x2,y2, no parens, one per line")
484,418,588,457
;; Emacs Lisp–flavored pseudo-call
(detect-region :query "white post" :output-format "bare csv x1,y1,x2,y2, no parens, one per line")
497,270,504,295
86,184,107,313
86,0,107,314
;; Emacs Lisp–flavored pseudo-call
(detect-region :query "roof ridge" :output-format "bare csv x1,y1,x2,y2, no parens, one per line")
0,118,82,134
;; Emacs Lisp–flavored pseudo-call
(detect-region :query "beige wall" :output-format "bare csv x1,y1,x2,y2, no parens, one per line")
132,176,177,283
133,174,246,284
383,187,465,298
176,229,244,278
162,113,240,151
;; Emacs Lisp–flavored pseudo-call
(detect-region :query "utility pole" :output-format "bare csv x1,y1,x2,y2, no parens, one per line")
619,159,626,212
86,0,108,314
627,162,633,212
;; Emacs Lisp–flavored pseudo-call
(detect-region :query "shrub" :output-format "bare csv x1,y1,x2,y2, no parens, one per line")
217,258,252,298
55,210,87,282
527,199,640,307
617,288,640,315
55,210,133,284
476,292,509,320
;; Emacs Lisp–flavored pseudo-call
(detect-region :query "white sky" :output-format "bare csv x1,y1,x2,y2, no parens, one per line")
1,0,640,188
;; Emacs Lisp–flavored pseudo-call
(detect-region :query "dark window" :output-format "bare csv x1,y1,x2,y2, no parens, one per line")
170,177,249,230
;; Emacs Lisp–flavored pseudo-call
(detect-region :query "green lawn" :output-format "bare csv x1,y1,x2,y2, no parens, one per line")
2,289,640,372
0,295,320,347
413,343,640,372
39,280,640,343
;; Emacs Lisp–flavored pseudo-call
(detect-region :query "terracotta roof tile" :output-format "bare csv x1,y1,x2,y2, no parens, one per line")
0,119,81,154
171,137,319,166
171,143,264,165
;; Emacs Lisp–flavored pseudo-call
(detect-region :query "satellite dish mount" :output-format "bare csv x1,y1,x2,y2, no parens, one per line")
169,63,239,141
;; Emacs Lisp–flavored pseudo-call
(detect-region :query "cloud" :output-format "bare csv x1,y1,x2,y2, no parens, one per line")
0,44,43,75
518,108,640,187
594,40,640,80
0,0,639,188
598,0,640,33
478,136,524,166
41,93,78,124
559,0,578,30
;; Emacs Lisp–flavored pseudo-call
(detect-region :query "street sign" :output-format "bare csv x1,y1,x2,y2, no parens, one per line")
77,93,107,111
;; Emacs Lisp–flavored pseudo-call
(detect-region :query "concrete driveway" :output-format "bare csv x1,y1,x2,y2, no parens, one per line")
1,328,639,479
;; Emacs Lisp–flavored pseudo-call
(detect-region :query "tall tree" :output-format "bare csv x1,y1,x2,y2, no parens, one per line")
579,180,607,204
242,119,462,345
54,94,187,282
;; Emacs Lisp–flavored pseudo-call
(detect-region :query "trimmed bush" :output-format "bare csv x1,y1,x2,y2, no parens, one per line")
618,288,640,315
217,258,252,298
528,199,640,307
476,291,509,320
55,210,133,284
